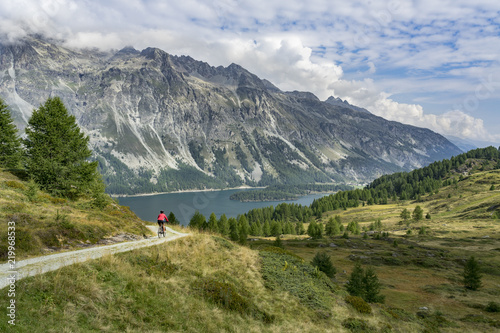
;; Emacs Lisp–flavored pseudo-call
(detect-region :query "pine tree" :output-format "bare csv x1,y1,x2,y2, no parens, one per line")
363,267,385,303
229,217,239,241
168,212,179,225
270,220,282,236
238,215,249,245
217,214,229,236
463,256,482,290
412,206,424,221
189,211,206,230
295,220,305,235
263,220,271,237
325,217,339,236
208,212,218,233
311,252,336,278
400,208,411,222
347,221,360,235
346,262,365,298
307,220,323,239
24,97,100,198
0,98,23,169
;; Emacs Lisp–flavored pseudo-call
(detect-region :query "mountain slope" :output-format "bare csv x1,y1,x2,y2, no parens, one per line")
0,36,462,194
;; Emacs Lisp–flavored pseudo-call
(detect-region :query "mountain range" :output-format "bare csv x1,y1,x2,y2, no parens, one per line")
0,36,462,194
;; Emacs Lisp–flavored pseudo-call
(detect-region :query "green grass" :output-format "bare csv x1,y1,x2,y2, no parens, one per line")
243,169,500,332
0,169,150,262
1,167,500,332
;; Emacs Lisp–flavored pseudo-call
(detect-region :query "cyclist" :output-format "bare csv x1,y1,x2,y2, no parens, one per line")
157,210,169,233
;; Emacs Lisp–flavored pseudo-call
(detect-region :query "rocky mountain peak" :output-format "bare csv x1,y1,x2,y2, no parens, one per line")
325,96,371,114
0,36,462,194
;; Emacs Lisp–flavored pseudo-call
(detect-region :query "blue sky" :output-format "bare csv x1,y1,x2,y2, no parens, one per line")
1,0,499,146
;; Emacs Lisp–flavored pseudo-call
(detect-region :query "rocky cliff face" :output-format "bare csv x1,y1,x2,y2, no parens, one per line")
0,36,462,194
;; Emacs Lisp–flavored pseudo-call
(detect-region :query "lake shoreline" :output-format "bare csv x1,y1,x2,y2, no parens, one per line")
117,189,330,223
111,185,264,198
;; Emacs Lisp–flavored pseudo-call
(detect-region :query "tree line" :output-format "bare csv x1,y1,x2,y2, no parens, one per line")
229,183,353,202
311,146,500,215
183,145,500,242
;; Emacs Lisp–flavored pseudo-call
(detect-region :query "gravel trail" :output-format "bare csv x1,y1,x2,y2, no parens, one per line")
0,226,189,289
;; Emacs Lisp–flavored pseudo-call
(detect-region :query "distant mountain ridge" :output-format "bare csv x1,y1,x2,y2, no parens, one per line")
0,36,462,194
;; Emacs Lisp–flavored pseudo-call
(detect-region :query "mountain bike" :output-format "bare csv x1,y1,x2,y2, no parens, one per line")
158,222,166,238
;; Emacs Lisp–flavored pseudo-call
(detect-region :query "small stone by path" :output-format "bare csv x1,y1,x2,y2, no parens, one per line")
0,226,189,289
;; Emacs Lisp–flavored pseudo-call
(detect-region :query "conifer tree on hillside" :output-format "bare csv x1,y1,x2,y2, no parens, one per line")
311,252,336,278
0,98,23,169
347,263,384,303
463,256,482,291
363,267,385,303
263,220,271,237
238,215,249,245
412,206,424,221
295,220,305,235
23,97,101,198
208,212,218,232
189,211,206,230
400,208,411,223
346,262,365,298
168,212,179,225
217,214,229,236
229,217,239,241
325,216,341,236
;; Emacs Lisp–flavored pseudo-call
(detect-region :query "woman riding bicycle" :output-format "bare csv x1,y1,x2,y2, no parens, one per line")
157,210,169,232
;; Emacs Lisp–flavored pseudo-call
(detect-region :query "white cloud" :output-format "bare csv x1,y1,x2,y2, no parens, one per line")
329,79,500,143
1,0,499,144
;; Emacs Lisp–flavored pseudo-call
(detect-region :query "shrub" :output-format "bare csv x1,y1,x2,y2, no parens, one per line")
197,278,250,312
345,295,372,314
341,317,376,332
260,246,303,261
211,236,235,250
126,254,178,277
486,301,500,313
259,250,335,311
382,306,415,321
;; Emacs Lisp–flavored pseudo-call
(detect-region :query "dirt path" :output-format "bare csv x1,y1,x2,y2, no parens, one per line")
0,226,189,289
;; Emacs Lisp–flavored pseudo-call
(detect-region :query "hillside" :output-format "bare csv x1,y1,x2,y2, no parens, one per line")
0,231,429,332
1,149,499,332
0,168,151,262
0,36,462,194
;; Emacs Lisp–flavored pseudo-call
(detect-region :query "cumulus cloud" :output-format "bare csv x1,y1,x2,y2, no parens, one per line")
329,79,500,143
205,36,344,98
1,0,499,144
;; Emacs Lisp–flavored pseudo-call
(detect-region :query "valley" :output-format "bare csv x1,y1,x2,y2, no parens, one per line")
1,148,499,332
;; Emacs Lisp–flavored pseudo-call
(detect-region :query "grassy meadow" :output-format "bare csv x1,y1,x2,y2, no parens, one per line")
1,168,499,332
253,169,500,332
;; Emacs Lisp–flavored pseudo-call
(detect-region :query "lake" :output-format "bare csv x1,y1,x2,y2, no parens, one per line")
117,188,330,225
